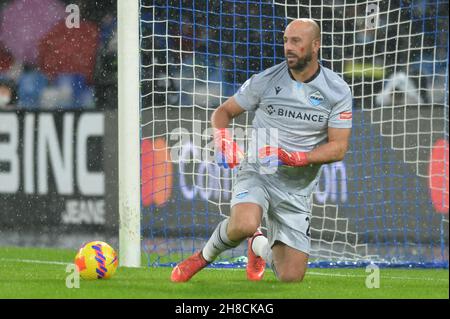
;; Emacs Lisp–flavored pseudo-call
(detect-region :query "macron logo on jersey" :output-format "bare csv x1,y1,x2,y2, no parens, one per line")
275,86,283,95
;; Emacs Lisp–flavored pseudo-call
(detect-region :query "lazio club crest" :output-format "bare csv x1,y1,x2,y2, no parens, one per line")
309,90,324,106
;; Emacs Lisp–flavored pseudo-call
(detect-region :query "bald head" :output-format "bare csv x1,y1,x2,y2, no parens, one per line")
283,19,321,72
285,19,321,40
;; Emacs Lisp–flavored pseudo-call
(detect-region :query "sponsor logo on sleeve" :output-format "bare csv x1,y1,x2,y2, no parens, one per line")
339,111,352,120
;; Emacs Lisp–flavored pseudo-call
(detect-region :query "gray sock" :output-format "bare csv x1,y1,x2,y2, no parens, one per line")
202,218,241,262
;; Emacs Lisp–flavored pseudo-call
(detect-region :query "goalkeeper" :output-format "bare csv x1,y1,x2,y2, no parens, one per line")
171,18,352,282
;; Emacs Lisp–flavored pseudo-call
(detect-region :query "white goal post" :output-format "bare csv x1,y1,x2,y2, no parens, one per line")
118,0,141,267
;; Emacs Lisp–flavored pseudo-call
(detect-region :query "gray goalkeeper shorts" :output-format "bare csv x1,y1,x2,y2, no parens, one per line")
230,171,312,255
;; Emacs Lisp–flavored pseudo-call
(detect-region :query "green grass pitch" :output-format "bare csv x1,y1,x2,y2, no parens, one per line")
0,247,448,299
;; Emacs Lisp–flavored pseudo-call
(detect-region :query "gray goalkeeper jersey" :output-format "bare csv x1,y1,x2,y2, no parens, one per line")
233,61,353,195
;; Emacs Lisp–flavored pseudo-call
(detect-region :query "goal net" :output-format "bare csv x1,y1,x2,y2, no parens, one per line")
138,0,448,268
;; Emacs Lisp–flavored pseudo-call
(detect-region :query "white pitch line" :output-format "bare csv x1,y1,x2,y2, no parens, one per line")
0,257,148,268
1,258,447,283
0,258,71,266
208,268,448,282
307,271,449,282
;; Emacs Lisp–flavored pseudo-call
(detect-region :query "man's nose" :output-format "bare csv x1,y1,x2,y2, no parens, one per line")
284,39,296,52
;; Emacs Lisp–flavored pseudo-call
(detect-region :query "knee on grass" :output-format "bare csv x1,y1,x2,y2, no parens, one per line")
274,267,306,283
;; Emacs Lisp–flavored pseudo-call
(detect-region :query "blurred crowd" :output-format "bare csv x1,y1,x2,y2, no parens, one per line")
0,0,117,111
145,0,448,109
1,0,447,111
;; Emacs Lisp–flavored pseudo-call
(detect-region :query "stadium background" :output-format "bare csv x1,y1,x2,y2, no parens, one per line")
0,0,448,267
0,0,119,247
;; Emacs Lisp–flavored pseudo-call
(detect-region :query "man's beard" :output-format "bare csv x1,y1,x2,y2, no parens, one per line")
286,51,313,72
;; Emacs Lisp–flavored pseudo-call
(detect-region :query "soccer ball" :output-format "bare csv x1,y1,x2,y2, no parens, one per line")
74,241,119,280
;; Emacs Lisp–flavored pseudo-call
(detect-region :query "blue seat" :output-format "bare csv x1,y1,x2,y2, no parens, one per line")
17,71,48,109
55,73,87,109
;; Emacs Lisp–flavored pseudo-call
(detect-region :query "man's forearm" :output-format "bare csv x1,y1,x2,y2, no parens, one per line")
305,141,348,165
211,97,245,129
211,107,232,129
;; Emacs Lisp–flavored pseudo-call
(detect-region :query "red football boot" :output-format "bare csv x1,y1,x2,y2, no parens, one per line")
171,251,209,282
246,230,266,281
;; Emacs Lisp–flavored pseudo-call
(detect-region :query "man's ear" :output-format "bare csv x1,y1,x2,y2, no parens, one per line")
313,38,321,54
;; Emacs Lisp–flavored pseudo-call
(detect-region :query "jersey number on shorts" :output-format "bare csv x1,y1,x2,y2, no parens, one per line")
305,216,311,237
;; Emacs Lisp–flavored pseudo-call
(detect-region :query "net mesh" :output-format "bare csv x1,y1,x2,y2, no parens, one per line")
139,0,449,268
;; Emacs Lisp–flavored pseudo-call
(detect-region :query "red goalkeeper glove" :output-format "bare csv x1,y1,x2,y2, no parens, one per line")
214,128,244,169
258,146,309,167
